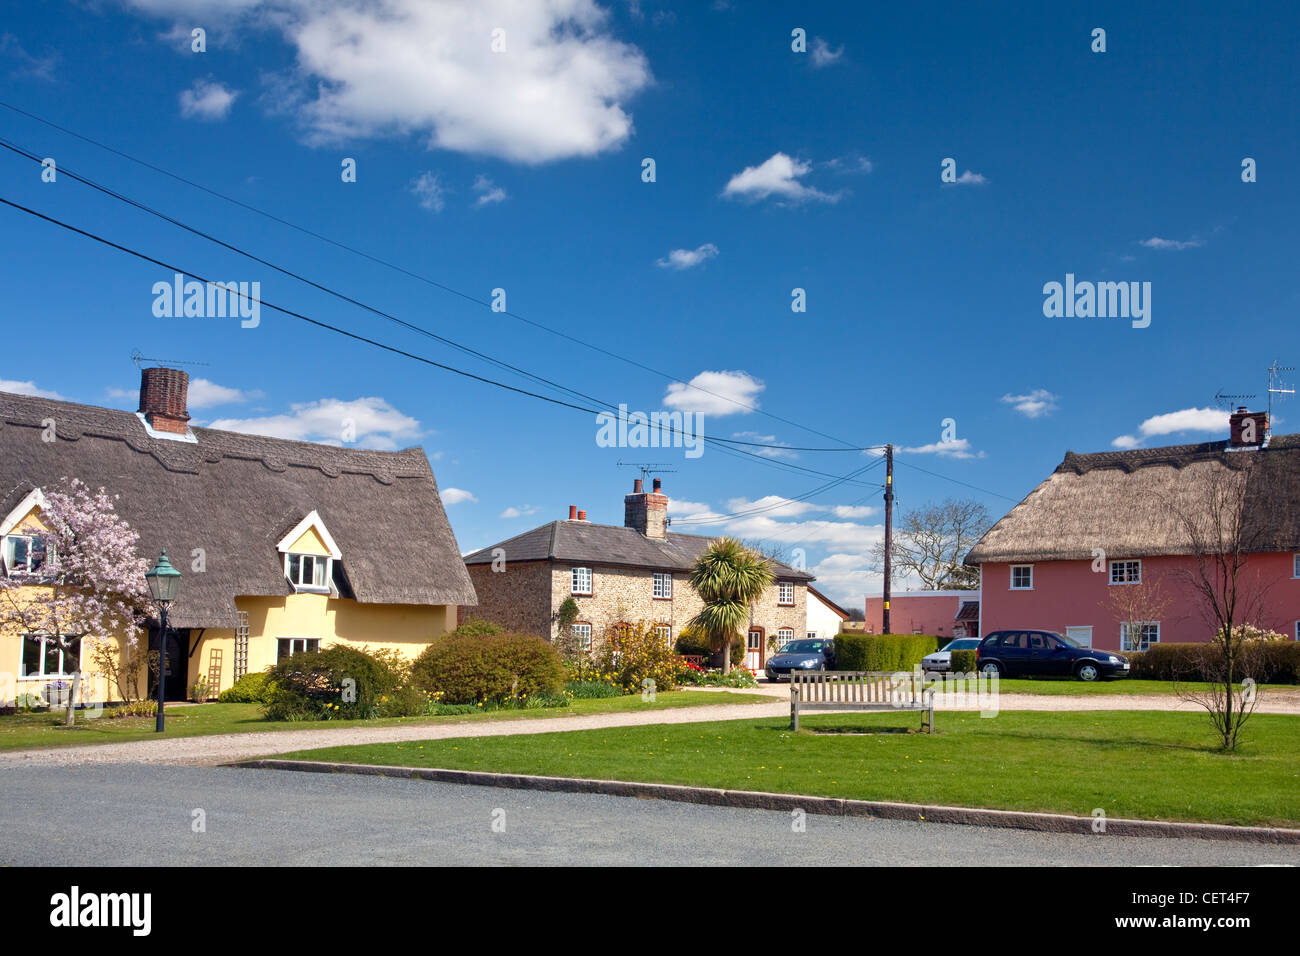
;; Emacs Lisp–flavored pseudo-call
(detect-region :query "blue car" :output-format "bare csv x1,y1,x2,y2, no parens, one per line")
765,638,836,681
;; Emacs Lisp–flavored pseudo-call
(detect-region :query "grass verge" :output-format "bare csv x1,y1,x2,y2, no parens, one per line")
0,690,771,753
276,710,1300,828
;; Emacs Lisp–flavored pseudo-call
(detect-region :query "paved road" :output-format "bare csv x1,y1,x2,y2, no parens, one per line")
1,763,1295,866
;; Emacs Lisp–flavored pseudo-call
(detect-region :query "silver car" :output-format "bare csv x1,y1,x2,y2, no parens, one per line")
921,637,982,673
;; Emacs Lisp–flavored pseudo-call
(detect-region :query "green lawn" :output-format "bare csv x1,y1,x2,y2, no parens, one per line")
992,677,1299,697
0,690,770,753
277,710,1300,828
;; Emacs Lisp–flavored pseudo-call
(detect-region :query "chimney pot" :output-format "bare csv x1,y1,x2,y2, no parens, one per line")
633,478,643,493
568,505,577,520
652,477,662,493
138,367,191,435
577,510,587,521
1229,408,1268,447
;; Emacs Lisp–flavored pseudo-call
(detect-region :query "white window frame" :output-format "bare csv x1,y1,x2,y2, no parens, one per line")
777,628,795,648
1109,560,1142,585
777,581,795,606
284,552,332,593
654,624,672,646
572,623,592,650
1294,621,1300,642
1010,565,1034,590
277,637,321,661
1294,554,1300,578
3,533,50,576
652,572,672,599
21,634,81,679
1120,621,1160,652
571,567,592,595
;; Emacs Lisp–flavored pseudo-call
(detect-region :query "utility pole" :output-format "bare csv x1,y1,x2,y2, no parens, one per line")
882,443,893,635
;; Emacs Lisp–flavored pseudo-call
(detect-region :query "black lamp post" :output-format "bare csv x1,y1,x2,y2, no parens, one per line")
145,550,182,733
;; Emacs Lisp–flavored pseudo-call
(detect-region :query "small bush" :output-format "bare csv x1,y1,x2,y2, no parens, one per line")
834,634,943,672
949,649,977,674
219,671,276,703
597,621,685,692
264,645,415,720
449,618,506,638
567,679,624,699
411,630,565,704
107,699,157,719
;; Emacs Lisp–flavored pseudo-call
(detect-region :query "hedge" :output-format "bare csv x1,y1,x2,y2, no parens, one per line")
834,634,944,672
263,645,417,720
1128,641,1300,684
948,649,978,674
410,630,565,704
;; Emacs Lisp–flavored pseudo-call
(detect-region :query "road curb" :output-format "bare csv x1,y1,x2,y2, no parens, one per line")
230,758,1300,845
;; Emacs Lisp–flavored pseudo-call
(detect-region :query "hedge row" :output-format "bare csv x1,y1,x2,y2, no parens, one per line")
1128,641,1300,684
833,634,944,672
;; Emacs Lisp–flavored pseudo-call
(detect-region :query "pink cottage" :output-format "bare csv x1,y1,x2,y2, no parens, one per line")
964,409,1300,652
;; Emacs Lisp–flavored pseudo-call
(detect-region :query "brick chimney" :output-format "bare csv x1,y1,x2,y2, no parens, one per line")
568,505,577,520
1229,407,1268,448
624,478,668,539
138,367,191,435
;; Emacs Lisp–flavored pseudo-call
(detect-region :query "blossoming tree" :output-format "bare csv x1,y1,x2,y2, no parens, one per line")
0,478,152,725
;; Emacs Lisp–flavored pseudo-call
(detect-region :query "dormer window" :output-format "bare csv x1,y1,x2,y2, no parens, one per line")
3,533,47,575
276,510,342,596
286,553,330,592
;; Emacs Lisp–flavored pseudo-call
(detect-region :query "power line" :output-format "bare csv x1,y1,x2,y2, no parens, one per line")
0,99,860,447
893,455,1020,503
672,458,884,525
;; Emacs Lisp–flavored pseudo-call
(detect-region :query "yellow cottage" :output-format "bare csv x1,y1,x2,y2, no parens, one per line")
0,367,476,706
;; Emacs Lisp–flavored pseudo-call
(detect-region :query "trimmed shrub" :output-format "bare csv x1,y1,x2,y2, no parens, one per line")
263,645,414,720
1129,639,1300,684
834,634,943,672
218,671,276,704
410,630,565,704
449,618,505,638
949,649,978,674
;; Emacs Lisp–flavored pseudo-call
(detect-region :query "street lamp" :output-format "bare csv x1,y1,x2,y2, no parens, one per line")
145,549,182,733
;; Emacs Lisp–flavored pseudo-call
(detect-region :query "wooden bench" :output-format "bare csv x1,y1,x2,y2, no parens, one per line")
790,670,935,733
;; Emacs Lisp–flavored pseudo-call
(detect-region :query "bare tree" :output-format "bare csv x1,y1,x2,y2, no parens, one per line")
871,498,991,589
1161,456,1274,750
1106,570,1172,653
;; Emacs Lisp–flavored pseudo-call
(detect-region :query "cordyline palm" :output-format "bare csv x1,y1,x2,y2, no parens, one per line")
687,537,773,674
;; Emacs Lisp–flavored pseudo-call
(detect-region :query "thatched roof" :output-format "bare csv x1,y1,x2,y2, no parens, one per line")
0,390,476,628
965,434,1300,565
464,520,814,581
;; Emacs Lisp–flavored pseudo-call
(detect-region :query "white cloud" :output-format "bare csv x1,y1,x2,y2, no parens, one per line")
899,438,979,459
809,552,880,605
1140,237,1203,251
831,504,875,519
0,34,57,80
500,505,539,519
179,78,238,120
106,377,262,409
411,171,446,212
810,37,843,68
441,488,477,505
667,498,713,517
1001,389,1059,419
730,430,796,459
1111,407,1230,448
132,0,650,164
0,379,61,399
724,514,880,549
824,154,872,174
655,243,719,270
473,175,507,206
723,495,822,518
954,170,987,185
663,369,763,416
207,396,423,450
722,152,840,204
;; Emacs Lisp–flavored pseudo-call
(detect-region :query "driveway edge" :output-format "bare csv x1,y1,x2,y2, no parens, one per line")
231,758,1300,845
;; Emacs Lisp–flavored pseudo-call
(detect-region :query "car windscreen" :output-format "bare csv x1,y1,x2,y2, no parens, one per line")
782,641,825,654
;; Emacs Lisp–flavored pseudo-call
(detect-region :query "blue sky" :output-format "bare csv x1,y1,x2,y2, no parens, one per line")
1,0,1297,606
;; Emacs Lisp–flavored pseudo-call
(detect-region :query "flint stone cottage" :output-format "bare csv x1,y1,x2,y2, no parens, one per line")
462,479,814,671
0,368,475,704
964,409,1300,651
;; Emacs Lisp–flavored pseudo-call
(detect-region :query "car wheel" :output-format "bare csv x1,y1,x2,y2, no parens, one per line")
1075,662,1101,682
979,661,1002,679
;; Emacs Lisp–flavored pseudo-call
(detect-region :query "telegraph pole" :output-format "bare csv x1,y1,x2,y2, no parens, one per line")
882,443,893,635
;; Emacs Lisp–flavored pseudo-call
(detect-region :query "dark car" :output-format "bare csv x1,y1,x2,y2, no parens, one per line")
975,630,1130,681
765,638,836,681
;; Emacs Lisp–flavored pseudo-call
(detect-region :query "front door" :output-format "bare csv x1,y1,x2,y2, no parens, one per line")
746,628,764,671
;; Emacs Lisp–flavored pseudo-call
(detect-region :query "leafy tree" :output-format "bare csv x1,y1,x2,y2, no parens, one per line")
686,537,773,674
0,479,151,725
871,498,991,589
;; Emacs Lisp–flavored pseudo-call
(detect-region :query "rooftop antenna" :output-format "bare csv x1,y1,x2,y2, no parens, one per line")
1267,360,1295,431
1213,389,1256,410
131,349,210,370
616,461,678,484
